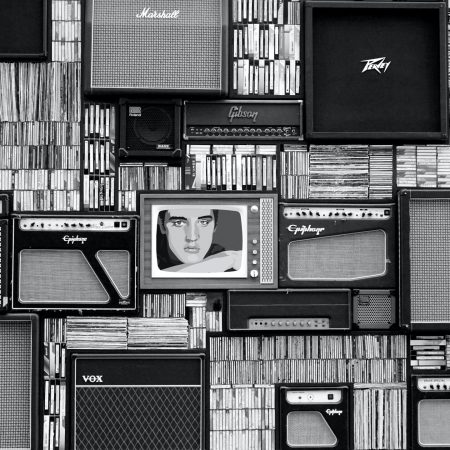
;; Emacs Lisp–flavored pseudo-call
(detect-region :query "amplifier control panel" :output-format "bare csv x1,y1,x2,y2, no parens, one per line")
249,318,329,330
19,217,132,231
186,125,301,138
418,378,450,391
282,205,393,220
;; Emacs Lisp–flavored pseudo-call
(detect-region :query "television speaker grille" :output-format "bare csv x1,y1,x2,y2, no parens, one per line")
87,0,226,93
409,199,450,323
260,197,275,284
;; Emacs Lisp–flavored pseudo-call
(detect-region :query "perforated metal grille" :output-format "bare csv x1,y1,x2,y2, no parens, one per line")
260,198,274,284
354,293,393,327
19,250,109,303
90,0,223,91
288,230,386,280
0,321,32,449
96,250,130,298
74,386,202,450
287,411,337,447
410,199,450,322
418,399,450,446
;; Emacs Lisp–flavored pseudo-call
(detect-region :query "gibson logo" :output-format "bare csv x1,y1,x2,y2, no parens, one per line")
361,57,391,74
82,375,103,383
228,106,259,123
287,224,325,236
63,235,87,245
136,8,180,19
326,409,343,416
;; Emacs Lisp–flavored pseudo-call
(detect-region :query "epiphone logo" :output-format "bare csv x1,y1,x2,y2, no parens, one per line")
228,106,259,123
63,235,87,244
287,224,325,236
82,375,103,383
326,409,343,416
136,8,180,18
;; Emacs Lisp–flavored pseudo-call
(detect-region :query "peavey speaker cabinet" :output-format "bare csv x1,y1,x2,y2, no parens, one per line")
305,1,448,142
84,0,228,95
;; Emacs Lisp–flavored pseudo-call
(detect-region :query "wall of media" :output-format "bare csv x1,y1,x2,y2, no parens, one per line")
0,0,450,449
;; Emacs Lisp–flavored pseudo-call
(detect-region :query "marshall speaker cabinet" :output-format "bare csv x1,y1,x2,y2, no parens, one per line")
84,0,228,95
305,1,448,142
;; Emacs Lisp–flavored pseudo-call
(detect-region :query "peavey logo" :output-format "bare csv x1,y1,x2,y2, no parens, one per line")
361,57,391,74
82,375,103,383
326,409,343,416
63,235,87,245
228,106,259,123
136,8,180,19
287,224,325,236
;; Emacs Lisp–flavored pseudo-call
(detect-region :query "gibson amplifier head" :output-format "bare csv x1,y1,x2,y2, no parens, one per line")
12,215,137,311
119,99,181,154
140,192,278,289
84,0,228,95
279,204,396,289
0,314,39,450
278,384,351,449
71,352,205,450
183,100,303,140
400,189,450,329
305,1,448,142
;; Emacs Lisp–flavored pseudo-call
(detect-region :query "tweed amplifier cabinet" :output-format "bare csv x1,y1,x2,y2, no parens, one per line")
71,352,205,450
400,189,450,330
0,314,39,450
84,0,228,95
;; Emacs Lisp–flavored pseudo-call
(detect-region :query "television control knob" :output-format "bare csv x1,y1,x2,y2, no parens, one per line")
250,269,259,278
252,250,258,255
252,239,258,244
252,260,258,265
250,205,259,213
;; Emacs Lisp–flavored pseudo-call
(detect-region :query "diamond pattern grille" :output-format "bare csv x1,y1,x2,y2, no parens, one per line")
75,386,201,450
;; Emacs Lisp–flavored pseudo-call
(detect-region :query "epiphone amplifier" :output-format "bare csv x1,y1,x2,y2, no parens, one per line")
0,314,39,450
84,0,228,95
228,289,351,331
71,352,205,450
400,189,450,329
12,215,137,311
279,203,396,289
278,384,351,449
305,1,448,142
411,376,450,449
119,99,181,154
183,100,303,140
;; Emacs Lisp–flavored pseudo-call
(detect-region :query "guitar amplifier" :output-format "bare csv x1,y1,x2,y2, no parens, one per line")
84,0,228,95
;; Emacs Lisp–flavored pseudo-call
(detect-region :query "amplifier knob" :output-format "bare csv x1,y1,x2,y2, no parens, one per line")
437,384,441,390
430,384,435,389
204,128,210,134
256,128,262,133
250,269,259,278
444,385,448,390
237,128,243,133
231,128,237,133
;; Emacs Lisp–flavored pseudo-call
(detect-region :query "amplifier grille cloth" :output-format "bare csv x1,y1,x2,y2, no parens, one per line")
410,199,450,322
0,321,31,450
96,250,129,298
287,411,337,447
75,386,201,450
91,0,222,90
418,399,450,446
260,198,274,284
19,250,108,303
288,230,386,280
355,293,393,326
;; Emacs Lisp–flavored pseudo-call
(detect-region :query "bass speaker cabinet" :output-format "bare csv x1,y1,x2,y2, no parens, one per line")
0,314,39,450
305,1,448,142
71,352,205,450
84,0,228,95
400,189,450,330
119,99,181,154
0,0,47,59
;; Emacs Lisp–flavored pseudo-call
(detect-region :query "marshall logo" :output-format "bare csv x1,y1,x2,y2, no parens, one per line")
361,57,391,74
287,224,325,236
326,409,343,416
82,375,103,383
136,8,180,19
228,106,259,123
63,235,87,245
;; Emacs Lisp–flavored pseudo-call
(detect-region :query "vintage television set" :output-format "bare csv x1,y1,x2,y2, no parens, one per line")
84,0,228,95
140,192,277,289
11,215,138,311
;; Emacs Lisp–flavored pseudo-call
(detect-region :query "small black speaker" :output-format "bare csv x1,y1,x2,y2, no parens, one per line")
0,0,47,59
120,99,181,154
353,290,396,329
305,1,448,142
0,314,39,450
